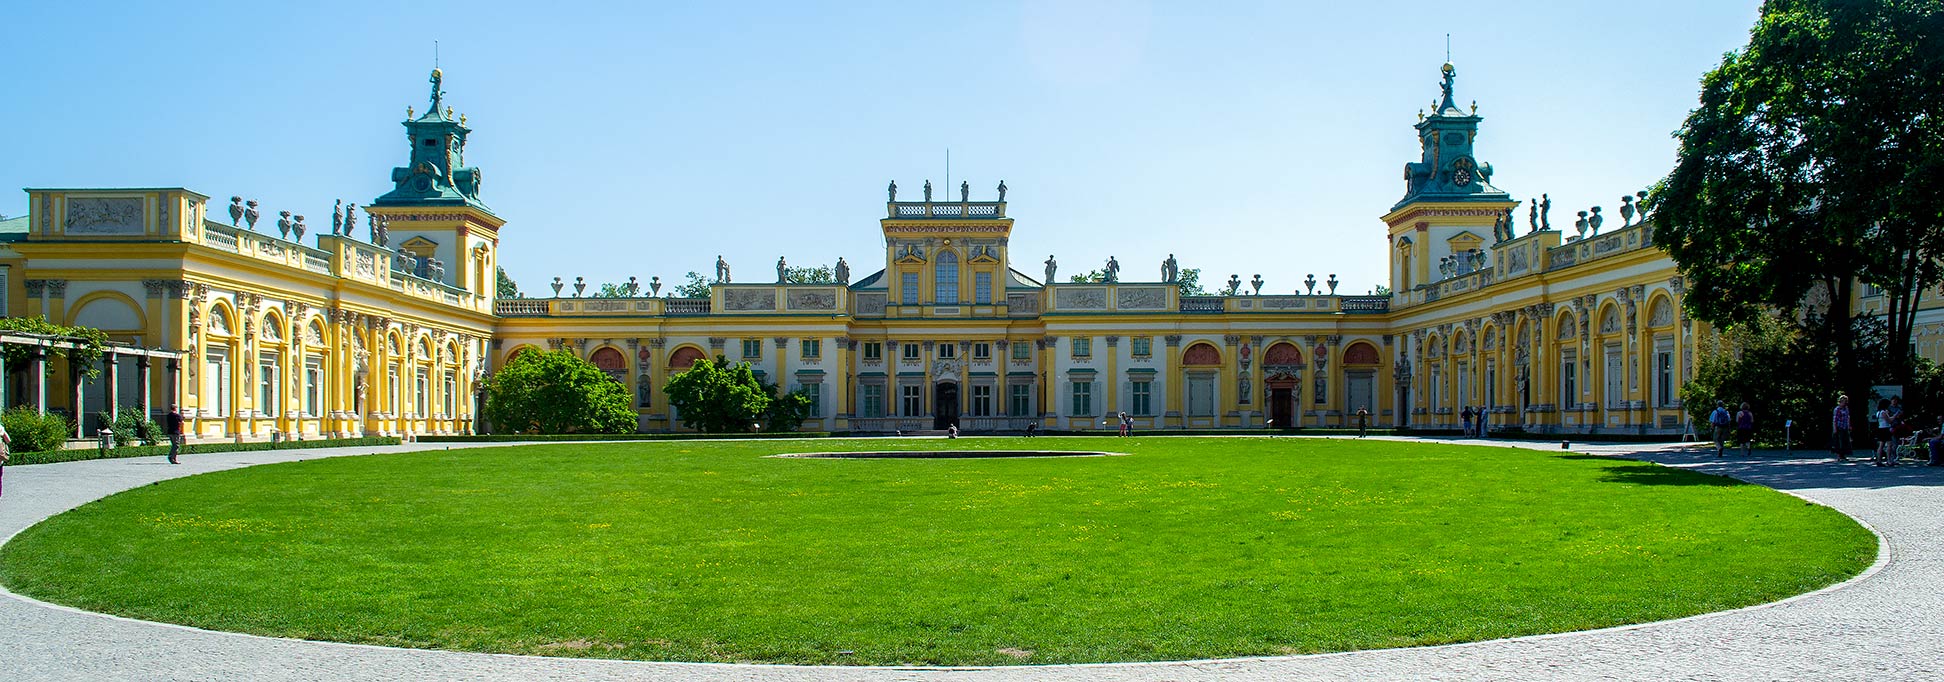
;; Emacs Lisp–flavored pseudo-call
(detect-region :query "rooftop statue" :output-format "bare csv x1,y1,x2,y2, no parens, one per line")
776,256,788,284
887,180,897,202
1104,256,1120,283
997,180,1007,202
1540,194,1553,230
959,181,969,202
835,257,850,285
923,180,933,202
1044,255,1057,284
716,255,731,284
332,200,343,235
1162,254,1178,283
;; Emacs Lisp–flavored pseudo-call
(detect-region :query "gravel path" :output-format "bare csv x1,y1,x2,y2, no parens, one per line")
1,439,1937,681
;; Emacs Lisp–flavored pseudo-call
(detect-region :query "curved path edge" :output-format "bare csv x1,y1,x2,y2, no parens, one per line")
1,438,1937,681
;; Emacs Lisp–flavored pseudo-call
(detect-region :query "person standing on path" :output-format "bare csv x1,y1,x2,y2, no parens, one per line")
1831,394,1853,462
1461,406,1474,438
1736,403,1755,457
1117,412,1131,437
1709,401,1732,457
0,418,10,497
1873,399,1895,466
1357,407,1370,438
163,404,184,465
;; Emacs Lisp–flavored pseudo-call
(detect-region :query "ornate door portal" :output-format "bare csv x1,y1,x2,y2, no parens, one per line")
933,382,960,430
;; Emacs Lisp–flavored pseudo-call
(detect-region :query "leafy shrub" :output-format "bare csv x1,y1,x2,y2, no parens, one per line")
3,407,73,454
94,407,162,447
481,348,636,435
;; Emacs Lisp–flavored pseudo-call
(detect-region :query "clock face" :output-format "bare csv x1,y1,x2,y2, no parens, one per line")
414,177,433,192
1452,157,1476,187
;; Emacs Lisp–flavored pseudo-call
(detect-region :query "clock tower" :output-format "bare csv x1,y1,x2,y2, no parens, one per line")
1380,62,1517,296
366,68,504,304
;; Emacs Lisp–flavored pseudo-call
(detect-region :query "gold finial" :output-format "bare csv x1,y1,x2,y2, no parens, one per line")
432,67,443,79
1417,109,1424,122
1470,100,1477,114
406,106,414,119
459,113,467,126
445,106,454,119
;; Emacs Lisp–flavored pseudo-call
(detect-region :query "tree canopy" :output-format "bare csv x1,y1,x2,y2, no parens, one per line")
495,266,522,299
673,271,713,298
662,356,775,433
481,349,635,434
1655,0,1944,392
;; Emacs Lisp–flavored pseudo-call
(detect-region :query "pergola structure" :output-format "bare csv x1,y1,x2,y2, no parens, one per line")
0,330,183,439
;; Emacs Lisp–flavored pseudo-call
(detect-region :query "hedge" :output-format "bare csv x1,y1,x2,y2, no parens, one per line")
6,437,404,466
418,433,838,443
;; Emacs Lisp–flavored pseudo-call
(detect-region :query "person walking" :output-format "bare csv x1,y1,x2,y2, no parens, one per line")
0,417,10,497
1118,412,1131,437
1735,402,1755,457
1357,407,1370,438
1708,401,1732,457
163,404,184,464
1461,406,1474,438
1831,394,1853,462
1873,399,1894,466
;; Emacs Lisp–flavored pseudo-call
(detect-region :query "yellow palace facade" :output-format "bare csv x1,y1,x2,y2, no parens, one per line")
10,65,1943,440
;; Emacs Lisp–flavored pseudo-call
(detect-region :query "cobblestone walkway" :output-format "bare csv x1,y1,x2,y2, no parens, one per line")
2,439,1938,681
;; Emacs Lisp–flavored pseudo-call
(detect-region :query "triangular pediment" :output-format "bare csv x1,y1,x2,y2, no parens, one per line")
399,236,439,258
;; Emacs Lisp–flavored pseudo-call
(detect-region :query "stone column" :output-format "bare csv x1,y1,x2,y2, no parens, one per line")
33,346,47,415
105,351,121,423
71,360,85,439
137,355,153,420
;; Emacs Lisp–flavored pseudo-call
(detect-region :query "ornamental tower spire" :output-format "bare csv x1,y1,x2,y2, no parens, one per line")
1394,62,1509,210
373,68,489,212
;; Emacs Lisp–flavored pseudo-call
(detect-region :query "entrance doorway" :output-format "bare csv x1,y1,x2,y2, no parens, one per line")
1267,379,1297,428
1346,371,1376,426
933,382,960,430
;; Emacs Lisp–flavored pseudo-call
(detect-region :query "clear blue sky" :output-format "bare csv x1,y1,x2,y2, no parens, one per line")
3,1,1759,295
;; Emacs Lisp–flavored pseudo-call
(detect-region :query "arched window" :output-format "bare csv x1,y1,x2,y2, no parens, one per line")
1183,342,1222,366
935,250,959,304
668,346,706,371
1344,342,1380,365
590,347,627,383
1264,342,1303,367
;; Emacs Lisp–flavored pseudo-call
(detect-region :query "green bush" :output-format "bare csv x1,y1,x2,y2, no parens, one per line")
3,407,73,454
94,407,162,447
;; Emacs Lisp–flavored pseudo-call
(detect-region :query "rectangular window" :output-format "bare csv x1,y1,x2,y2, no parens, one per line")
901,271,919,305
1071,337,1091,358
1010,384,1033,416
938,343,956,359
303,356,322,417
1562,355,1578,407
1656,351,1674,406
970,384,993,417
861,384,884,418
901,384,924,416
1604,346,1624,406
1131,381,1152,416
802,383,823,418
801,339,821,359
1131,337,1152,357
387,365,400,415
205,349,231,415
258,353,279,417
442,371,456,416
1070,381,1093,416
1012,343,1030,361
863,341,883,360
975,272,993,304
742,339,762,359
902,342,921,360
973,342,991,360
415,367,429,417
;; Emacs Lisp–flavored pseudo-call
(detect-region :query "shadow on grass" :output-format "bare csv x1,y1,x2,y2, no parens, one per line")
1552,454,1745,487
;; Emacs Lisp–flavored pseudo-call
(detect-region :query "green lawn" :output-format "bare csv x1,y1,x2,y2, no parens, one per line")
0,438,1875,665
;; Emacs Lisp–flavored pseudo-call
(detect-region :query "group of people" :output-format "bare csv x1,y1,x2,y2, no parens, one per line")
1458,406,1492,438
1830,393,1944,467
1705,402,1758,458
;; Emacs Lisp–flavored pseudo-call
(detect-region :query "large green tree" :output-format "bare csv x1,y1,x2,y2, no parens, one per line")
1656,0,1944,395
481,349,635,434
662,356,773,432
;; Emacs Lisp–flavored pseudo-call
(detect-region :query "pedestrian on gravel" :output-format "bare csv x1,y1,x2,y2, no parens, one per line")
163,404,184,464
1357,407,1370,438
0,418,10,497
1736,403,1754,457
1709,401,1732,457
1461,406,1474,438
1873,399,1894,466
1831,394,1853,462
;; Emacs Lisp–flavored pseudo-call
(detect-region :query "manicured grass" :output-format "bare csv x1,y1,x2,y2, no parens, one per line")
0,438,1874,665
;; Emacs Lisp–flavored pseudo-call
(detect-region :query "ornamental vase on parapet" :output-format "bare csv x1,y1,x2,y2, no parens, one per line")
650,276,662,296
551,277,564,296
1328,274,1339,294
292,215,307,242
574,277,586,297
